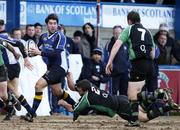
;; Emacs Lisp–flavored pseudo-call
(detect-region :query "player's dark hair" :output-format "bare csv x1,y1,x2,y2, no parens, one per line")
76,79,91,91
127,11,140,24
45,13,59,24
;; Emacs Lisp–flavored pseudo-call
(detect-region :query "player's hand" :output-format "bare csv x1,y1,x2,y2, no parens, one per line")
29,47,41,56
73,112,79,121
24,58,33,70
105,62,113,75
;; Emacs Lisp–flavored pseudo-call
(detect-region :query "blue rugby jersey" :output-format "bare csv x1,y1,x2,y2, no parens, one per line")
38,31,69,72
0,34,22,65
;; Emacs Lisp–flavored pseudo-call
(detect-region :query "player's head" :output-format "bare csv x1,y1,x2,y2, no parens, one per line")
75,79,91,96
127,11,140,25
45,13,59,34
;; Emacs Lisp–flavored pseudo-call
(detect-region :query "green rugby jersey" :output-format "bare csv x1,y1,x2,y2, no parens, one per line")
119,23,155,60
0,46,4,66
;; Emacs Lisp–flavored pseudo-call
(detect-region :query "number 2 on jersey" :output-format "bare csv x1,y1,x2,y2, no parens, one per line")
91,86,100,95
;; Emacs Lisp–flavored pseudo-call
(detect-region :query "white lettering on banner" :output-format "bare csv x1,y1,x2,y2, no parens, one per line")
66,6,96,15
36,4,65,14
103,5,174,29
34,4,96,16
112,7,174,19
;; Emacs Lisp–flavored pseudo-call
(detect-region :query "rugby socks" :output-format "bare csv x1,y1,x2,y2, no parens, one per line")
18,95,33,114
60,91,75,106
130,100,139,122
138,89,167,111
32,92,43,115
147,100,171,120
138,91,155,111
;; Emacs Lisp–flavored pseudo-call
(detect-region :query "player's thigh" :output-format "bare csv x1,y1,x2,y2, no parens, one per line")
35,77,48,91
51,83,64,96
128,81,145,100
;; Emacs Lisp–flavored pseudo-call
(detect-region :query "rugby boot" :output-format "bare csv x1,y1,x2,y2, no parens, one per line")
20,113,33,122
155,88,172,101
124,120,140,127
3,108,15,120
3,103,15,121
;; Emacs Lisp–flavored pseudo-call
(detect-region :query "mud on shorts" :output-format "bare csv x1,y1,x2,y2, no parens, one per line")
129,59,155,82
42,65,66,85
0,65,8,82
6,63,20,80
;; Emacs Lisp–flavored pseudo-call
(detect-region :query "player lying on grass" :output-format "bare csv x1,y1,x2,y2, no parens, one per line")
59,72,180,127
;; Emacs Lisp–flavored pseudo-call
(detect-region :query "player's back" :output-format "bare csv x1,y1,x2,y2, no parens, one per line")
129,23,153,60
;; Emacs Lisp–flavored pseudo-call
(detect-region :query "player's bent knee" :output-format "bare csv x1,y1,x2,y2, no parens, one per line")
51,85,63,96
138,111,149,122
35,82,46,91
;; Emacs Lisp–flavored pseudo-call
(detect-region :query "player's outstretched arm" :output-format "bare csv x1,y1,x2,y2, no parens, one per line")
66,72,76,91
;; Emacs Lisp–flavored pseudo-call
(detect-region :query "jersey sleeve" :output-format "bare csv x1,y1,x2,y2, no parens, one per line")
56,33,66,50
119,26,131,43
73,92,90,113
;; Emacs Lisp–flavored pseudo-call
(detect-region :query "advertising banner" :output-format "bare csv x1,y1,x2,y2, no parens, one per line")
159,67,180,104
0,1,6,23
102,4,174,29
0,1,175,29
26,2,99,26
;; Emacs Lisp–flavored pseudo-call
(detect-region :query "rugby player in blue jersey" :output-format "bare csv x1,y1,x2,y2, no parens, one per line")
21,14,75,122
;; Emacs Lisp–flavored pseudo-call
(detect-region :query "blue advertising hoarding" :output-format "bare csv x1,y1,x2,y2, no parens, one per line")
0,1,174,29
26,2,100,26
